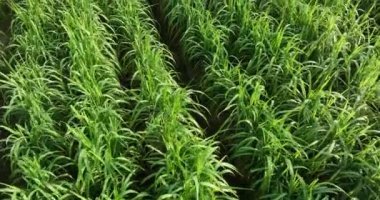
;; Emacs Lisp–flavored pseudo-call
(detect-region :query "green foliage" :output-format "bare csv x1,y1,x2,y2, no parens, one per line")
98,0,236,198
0,0,74,198
0,0,378,199
204,0,380,198
157,0,380,199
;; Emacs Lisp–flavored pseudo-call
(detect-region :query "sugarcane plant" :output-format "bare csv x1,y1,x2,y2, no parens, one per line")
97,0,237,198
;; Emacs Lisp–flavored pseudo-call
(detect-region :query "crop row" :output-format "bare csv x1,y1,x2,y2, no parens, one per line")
0,0,379,199
98,0,236,198
157,0,380,199
0,0,236,199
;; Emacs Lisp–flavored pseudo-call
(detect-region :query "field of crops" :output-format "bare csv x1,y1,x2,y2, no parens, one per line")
0,0,379,199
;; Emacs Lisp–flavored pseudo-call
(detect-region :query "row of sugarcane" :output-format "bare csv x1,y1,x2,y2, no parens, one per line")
0,0,379,199
157,0,380,199
0,0,236,199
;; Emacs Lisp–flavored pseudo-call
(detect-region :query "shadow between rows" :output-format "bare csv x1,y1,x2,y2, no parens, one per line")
0,1,13,189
